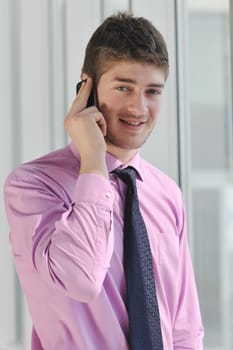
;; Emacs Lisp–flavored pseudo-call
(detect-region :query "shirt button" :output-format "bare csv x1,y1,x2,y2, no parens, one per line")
105,192,112,198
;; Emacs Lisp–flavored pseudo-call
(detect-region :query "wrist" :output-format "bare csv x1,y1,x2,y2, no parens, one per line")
79,153,108,178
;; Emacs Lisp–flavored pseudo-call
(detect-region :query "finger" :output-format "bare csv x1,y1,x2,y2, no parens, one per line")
72,75,94,112
82,108,107,137
95,112,107,136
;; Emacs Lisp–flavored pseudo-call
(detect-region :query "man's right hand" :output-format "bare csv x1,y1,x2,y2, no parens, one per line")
64,74,108,178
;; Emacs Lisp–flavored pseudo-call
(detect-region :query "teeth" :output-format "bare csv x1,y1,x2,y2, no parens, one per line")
124,120,141,126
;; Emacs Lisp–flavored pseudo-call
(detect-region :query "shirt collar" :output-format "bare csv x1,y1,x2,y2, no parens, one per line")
69,142,144,182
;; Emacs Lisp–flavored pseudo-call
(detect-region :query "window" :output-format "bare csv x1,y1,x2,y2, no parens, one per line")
184,1,233,348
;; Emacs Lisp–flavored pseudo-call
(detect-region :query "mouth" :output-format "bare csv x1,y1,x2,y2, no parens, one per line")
120,119,145,126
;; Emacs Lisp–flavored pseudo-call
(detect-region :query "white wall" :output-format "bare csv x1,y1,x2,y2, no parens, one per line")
0,0,179,348
0,2,19,349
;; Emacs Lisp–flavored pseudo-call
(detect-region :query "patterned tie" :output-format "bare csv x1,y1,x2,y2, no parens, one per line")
113,166,163,350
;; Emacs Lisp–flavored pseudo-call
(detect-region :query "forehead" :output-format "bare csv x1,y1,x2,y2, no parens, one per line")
99,59,166,84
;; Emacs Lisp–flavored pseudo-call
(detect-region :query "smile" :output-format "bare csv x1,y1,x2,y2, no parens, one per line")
120,120,144,126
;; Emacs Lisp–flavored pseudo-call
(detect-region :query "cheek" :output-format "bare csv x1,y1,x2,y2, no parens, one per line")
152,100,162,116
99,96,120,117
98,104,117,128
149,105,160,121
99,103,113,118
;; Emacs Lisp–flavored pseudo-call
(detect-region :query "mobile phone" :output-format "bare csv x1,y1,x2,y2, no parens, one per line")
76,80,95,107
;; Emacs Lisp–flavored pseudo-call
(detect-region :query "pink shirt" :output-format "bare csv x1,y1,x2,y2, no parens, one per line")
4,143,204,349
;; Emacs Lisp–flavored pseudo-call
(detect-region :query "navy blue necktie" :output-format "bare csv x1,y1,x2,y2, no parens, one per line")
114,166,163,350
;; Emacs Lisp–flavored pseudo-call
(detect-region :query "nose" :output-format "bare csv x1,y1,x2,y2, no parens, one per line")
127,92,148,116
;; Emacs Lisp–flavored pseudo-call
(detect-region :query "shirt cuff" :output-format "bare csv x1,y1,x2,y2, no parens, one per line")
73,173,114,210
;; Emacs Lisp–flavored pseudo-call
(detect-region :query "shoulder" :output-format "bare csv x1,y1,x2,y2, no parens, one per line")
4,145,79,195
6,145,77,179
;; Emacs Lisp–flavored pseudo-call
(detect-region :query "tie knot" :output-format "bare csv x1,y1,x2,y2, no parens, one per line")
113,166,137,190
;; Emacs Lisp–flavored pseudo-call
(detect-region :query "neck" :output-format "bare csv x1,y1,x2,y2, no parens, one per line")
106,144,138,164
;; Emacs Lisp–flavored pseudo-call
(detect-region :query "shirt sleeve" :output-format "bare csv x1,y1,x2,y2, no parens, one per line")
173,195,204,349
4,168,114,302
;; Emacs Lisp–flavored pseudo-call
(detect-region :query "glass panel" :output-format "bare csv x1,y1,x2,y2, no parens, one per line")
188,13,231,171
193,189,222,346
187,1,233,349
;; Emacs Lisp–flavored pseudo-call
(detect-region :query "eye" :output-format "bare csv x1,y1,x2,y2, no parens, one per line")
117,86,129,92
146,89,162,96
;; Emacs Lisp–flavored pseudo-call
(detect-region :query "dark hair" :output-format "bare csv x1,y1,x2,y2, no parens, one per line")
82,12,169,83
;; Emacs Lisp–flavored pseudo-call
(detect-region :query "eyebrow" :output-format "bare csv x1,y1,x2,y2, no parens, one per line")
113,77,165,88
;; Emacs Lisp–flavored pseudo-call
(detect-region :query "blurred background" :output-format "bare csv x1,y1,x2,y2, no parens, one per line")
0,0,233,349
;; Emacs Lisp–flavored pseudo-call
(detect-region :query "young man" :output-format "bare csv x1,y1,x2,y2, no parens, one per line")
4,12,204,350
